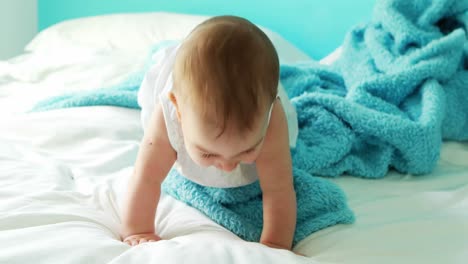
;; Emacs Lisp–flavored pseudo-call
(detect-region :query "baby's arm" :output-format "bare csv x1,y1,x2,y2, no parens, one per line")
256,100,297,250
120,103,176,245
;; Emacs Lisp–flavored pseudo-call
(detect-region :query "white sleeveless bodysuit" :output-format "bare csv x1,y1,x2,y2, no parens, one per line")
138,43,298,188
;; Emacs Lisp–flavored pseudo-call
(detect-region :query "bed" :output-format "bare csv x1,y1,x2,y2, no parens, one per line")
1,2,467,264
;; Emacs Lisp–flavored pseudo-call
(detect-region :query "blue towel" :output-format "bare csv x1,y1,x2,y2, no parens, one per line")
285,0,468,179
30,80,141,112
31,0,468,245
163,168,352,245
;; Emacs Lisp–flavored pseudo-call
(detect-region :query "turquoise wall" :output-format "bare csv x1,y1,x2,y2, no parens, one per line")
38,0,376,59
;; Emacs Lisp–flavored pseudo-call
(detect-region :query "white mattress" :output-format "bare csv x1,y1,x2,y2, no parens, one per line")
1,44,467,264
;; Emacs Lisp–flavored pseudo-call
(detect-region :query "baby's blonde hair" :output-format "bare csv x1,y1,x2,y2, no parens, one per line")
173,15,279,136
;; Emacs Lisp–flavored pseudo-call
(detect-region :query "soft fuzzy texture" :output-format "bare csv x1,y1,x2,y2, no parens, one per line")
162,168,353,246
284,0,468,178
30,79,141,112
31,0,468,245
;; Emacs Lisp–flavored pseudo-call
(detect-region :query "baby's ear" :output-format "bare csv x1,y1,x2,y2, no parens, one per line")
168,92,182,121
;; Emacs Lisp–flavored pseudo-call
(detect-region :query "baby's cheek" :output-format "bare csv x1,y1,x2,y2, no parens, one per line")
187,151,212,167
196,158,212,167
242,153,260,164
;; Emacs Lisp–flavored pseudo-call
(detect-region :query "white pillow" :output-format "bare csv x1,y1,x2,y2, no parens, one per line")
27,12,310,63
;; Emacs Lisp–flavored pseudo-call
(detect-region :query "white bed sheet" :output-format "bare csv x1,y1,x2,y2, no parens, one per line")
0,45,467,264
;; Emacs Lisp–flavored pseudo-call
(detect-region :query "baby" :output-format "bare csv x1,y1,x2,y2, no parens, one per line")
120,15,299,251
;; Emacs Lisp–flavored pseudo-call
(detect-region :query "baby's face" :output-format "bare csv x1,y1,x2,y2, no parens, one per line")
179,103,270,172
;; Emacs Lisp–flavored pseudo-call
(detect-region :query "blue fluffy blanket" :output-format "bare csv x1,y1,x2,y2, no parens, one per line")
285,0,468,179
32,0,468,245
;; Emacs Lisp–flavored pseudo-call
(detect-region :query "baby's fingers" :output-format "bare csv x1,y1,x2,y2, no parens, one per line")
123,234,160,246
124,238,138,246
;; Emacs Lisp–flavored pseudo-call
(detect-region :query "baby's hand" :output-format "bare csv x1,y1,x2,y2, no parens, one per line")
123,233,162,246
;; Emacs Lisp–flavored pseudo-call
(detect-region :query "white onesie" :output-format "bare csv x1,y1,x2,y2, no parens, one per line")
138,44,298,188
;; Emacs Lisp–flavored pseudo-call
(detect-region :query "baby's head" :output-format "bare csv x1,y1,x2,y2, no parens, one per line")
170,15,279,171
